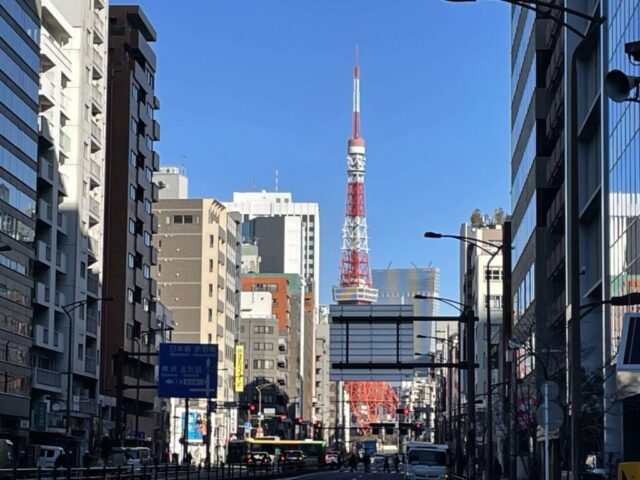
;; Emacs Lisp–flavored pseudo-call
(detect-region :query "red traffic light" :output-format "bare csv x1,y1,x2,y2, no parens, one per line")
396,406,409,415
249,404,256,412
278,414,286,421
296,417,303,424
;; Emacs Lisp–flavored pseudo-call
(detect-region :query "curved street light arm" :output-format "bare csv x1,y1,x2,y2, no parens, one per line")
413,294,471,314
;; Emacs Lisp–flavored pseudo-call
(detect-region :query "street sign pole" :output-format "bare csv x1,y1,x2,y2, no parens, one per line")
544,383,549,480
183,399,189,462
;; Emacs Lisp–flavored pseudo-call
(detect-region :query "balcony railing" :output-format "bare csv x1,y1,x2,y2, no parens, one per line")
92,84,103,106
60,91,71,112
89,196,100,216
85,356,97,375
78,398,98,415
87,273,99,294
86,314,98,335
59,129,71,153
33,367,62,389
91,121,102,143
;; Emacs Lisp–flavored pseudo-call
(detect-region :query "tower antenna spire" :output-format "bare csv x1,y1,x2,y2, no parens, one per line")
352,45,361,140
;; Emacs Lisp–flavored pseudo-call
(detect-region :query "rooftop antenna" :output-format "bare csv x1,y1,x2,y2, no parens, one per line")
386,262,392,269
411,262,419,270
179,154,187,174
275,167,279,192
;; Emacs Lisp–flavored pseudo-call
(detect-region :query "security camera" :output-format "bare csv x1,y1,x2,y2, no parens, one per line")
625,41,640,62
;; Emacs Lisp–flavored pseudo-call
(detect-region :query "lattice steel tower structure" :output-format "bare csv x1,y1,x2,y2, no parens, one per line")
333,51,397,433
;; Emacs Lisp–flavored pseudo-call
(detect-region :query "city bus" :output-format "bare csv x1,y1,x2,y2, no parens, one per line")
227,438,328,465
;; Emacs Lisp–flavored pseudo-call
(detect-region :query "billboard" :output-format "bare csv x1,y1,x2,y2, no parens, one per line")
158,343,218,398
234,344,245,392
176,407,206,443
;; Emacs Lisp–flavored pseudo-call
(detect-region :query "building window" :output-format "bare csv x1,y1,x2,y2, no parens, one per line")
126,324,133,340
129,185,136,201
130,151,137,167
80,261,86,279
254,326,274,334
144,231,151,246
143,264,150,279
254,342,274,351
208,308,213,322
78,343,84,360
127,288,134,304
486,268,504,281
128,254,135,269
145,167,152,182
173,215,183,224
209,259,214,273
131,116,137,134
208,284,213,297
253,359,275,369
132,83,139,102
208,333,212,344
143,298,149,312
485,295,503,309
144,199,152,214
209,235,214,247
129,218,136,234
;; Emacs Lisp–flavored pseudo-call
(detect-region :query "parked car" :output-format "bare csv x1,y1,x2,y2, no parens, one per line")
372,453,387,465
125,447,153,467
31,445,64,469
325,451,341,467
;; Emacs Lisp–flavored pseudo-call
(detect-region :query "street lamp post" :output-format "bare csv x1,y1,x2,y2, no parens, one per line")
414,294,475,477
62,296,113,461
424,231,502,479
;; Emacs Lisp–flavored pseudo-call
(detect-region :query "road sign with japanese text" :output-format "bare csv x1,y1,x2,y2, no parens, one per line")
158,343,218,398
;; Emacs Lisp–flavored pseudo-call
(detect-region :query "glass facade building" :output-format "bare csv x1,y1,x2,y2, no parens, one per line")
607,0,640,464
0,0,39,450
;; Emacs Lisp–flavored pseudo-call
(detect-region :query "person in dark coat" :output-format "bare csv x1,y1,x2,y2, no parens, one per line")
82,451,91,468
349,453,358,472
493,458,503,479
383,455,391,473
394,454,400,473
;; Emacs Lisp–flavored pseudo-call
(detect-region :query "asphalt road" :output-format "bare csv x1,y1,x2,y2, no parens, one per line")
281,466,404,480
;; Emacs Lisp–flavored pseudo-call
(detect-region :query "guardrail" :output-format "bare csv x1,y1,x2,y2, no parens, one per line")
0,460,331,480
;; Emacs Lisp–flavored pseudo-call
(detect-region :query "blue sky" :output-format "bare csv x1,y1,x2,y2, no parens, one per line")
114,0,511,312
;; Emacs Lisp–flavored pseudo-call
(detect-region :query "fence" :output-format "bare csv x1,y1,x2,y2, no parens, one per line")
0,460,329,480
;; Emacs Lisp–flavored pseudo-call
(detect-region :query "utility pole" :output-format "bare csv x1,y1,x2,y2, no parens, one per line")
466,308,477,479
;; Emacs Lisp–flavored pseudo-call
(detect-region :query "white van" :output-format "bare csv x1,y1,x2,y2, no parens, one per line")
404,444,450,480
32,445,64,469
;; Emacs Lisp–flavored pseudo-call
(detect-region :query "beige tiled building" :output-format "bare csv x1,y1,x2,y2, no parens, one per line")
153,198,240,463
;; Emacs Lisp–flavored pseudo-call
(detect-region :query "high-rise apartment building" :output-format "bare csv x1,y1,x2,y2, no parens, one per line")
100,5,160,445
154,165,188,200
372,267,441,354
31,0,109,460
314,306,336,442
153,198,240,463
225,191,319,302
0,0,40,453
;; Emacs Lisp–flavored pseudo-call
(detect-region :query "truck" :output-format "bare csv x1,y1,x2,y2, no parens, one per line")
404,443,450,480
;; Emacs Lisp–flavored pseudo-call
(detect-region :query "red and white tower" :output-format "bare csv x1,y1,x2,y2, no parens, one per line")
333,52,397,433
333,50,378,304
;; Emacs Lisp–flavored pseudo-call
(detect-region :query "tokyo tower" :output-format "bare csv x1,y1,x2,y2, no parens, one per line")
333,50,398,432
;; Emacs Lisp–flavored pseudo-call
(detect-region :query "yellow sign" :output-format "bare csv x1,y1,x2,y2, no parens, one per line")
234,344,245,392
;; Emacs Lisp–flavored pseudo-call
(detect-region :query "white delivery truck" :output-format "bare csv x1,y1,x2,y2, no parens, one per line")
404,443,450,480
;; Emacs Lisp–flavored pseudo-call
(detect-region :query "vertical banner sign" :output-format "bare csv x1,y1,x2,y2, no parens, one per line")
234,344,245,392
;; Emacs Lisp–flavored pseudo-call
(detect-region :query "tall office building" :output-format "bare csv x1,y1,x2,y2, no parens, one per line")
100,5,161,445
314,306,336,443
0,0,39,453
153,198,240,463
225,191,320,302
31,0,109,459
372,267,441,354
606,0,640,466
509,2,606,476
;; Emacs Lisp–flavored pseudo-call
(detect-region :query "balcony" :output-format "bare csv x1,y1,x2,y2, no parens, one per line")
54,290,65,308
93,12,105,44
151,214,158,234
152,151,160,171
57,211,68,235
86,313,98,336
34,325,63,352
92,47,104,78
45,412,65,432
150,246,158,266
77,398,98,416
151,120,160,141
151,183,159,202
39,75,56,109
89,196,100,217
34,282,50,306
58,172,69,197
33,367,62,392
85,357,97,375
150,278,157,298
546,186,565,235
91,84,103,113
88,235,100,263
89,154,102,182
38,198,53,223
36,241,52,265
37,116,54,146
545,83,564,141
59,129,71,154
87,273,100,296
545,237,565,282
38,157,54,184
90,120,102,150
60,91,71,114
40,30,71,72
55,250,67,274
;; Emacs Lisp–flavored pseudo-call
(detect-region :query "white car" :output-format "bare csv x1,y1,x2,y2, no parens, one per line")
404,447,449,480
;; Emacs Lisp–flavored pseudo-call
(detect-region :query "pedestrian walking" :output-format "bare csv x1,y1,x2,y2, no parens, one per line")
394,453,400,473
493,458,503,480
363,452,371,473
383,455,391,473
350,453,358,472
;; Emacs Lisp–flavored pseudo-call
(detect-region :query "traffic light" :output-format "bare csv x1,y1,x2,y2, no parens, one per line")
296,417,303,424
314,421,323,429
278,414,287,421
413,423,424,433
396,406,409,415
249,404,256,413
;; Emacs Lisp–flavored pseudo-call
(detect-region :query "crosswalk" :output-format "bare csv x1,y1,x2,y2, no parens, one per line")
338,464,403,474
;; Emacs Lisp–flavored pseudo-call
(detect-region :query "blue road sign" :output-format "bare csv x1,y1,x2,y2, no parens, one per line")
158,343,218,398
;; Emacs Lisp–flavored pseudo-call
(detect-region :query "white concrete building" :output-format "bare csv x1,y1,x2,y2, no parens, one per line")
225,191,320,304
31,0,108,458
154,166,188,200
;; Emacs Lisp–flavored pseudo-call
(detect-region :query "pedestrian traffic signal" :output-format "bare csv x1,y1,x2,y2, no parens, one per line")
413,423,424,432
396,406,409,415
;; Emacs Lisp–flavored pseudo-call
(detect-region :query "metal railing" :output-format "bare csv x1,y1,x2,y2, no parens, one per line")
0,459,332,480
